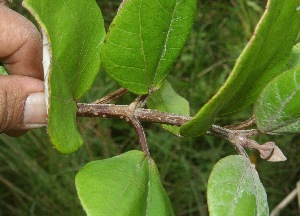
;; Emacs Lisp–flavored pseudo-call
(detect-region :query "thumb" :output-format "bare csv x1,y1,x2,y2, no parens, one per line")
0,75,47,136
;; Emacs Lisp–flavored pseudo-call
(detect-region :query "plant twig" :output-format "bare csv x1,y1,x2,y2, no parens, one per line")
93,88,128,104
224,116,256,130
77,103,191,126
77,103,260,138
128,96,150,156
129,117,149,156
208,125,259,141
76,103,284,160
77,103,190,156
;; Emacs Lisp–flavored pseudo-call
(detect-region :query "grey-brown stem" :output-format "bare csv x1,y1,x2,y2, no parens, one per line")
93,88,128,104
76,103,260,139
77,103,192,126
77,103,283,161
224,116,255,130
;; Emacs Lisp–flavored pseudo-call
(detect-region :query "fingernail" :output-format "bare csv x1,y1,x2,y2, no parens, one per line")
23,92,47,124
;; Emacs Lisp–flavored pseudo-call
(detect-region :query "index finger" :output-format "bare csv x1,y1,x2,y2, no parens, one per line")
0,5,43,80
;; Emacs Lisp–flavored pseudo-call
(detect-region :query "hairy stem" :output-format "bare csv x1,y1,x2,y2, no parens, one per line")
129,118,149,156
77,103,259,138
128,96,150,156
76,103,266,157
76,103,276,159
77,103,191,126
93,88,128,104
224,116,255,130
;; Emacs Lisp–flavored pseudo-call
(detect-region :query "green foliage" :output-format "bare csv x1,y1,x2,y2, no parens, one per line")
255,41,300,133
286,42,300,69
147,80,190,135
23,0,106,153
101,0,197,94
0,66,8,75
255,67,300,133
2,0,300,215
207,155,268,216
76,150,174,216
181,0,300,137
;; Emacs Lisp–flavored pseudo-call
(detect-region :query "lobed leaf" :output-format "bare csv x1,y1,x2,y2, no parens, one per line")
254,67,300,133
101,0,197,94
23,0,106,153
75,150,174,216
207,155,268,216
181,0,300,137
147,80,190,136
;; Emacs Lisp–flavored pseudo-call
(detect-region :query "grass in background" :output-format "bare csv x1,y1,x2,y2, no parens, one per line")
1,0,300,215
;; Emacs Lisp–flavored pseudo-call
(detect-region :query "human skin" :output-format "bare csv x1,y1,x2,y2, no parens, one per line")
0,3,46,136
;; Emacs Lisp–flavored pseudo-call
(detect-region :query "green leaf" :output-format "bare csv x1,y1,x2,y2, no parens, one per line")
181,0,300,137
23,0,106,153
0,66,8,75
147,80,190,136
207,155,268,216
101,0,197,95
75,150,174,216
286,42,300,70
255,67,300,133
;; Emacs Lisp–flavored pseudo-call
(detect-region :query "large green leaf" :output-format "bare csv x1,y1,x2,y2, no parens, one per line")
207,155,268,216
181,0,300,137
75,150,174,216
23,0,106,153
255,67,300,133
147,80,190,136
101,0,197,95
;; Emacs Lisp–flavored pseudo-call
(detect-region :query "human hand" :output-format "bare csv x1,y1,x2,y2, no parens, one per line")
0,4,47,136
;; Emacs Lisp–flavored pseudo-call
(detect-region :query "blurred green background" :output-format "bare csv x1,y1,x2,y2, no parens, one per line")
1,0,300,215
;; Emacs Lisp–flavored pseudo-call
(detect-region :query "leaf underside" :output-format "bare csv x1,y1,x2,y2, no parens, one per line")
75,150,174,216
207,155,269,216
147,80,190,136
181,0,300,137
285,42,300,70
23,0,106,153
255,67,300,133
101,0,197,95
